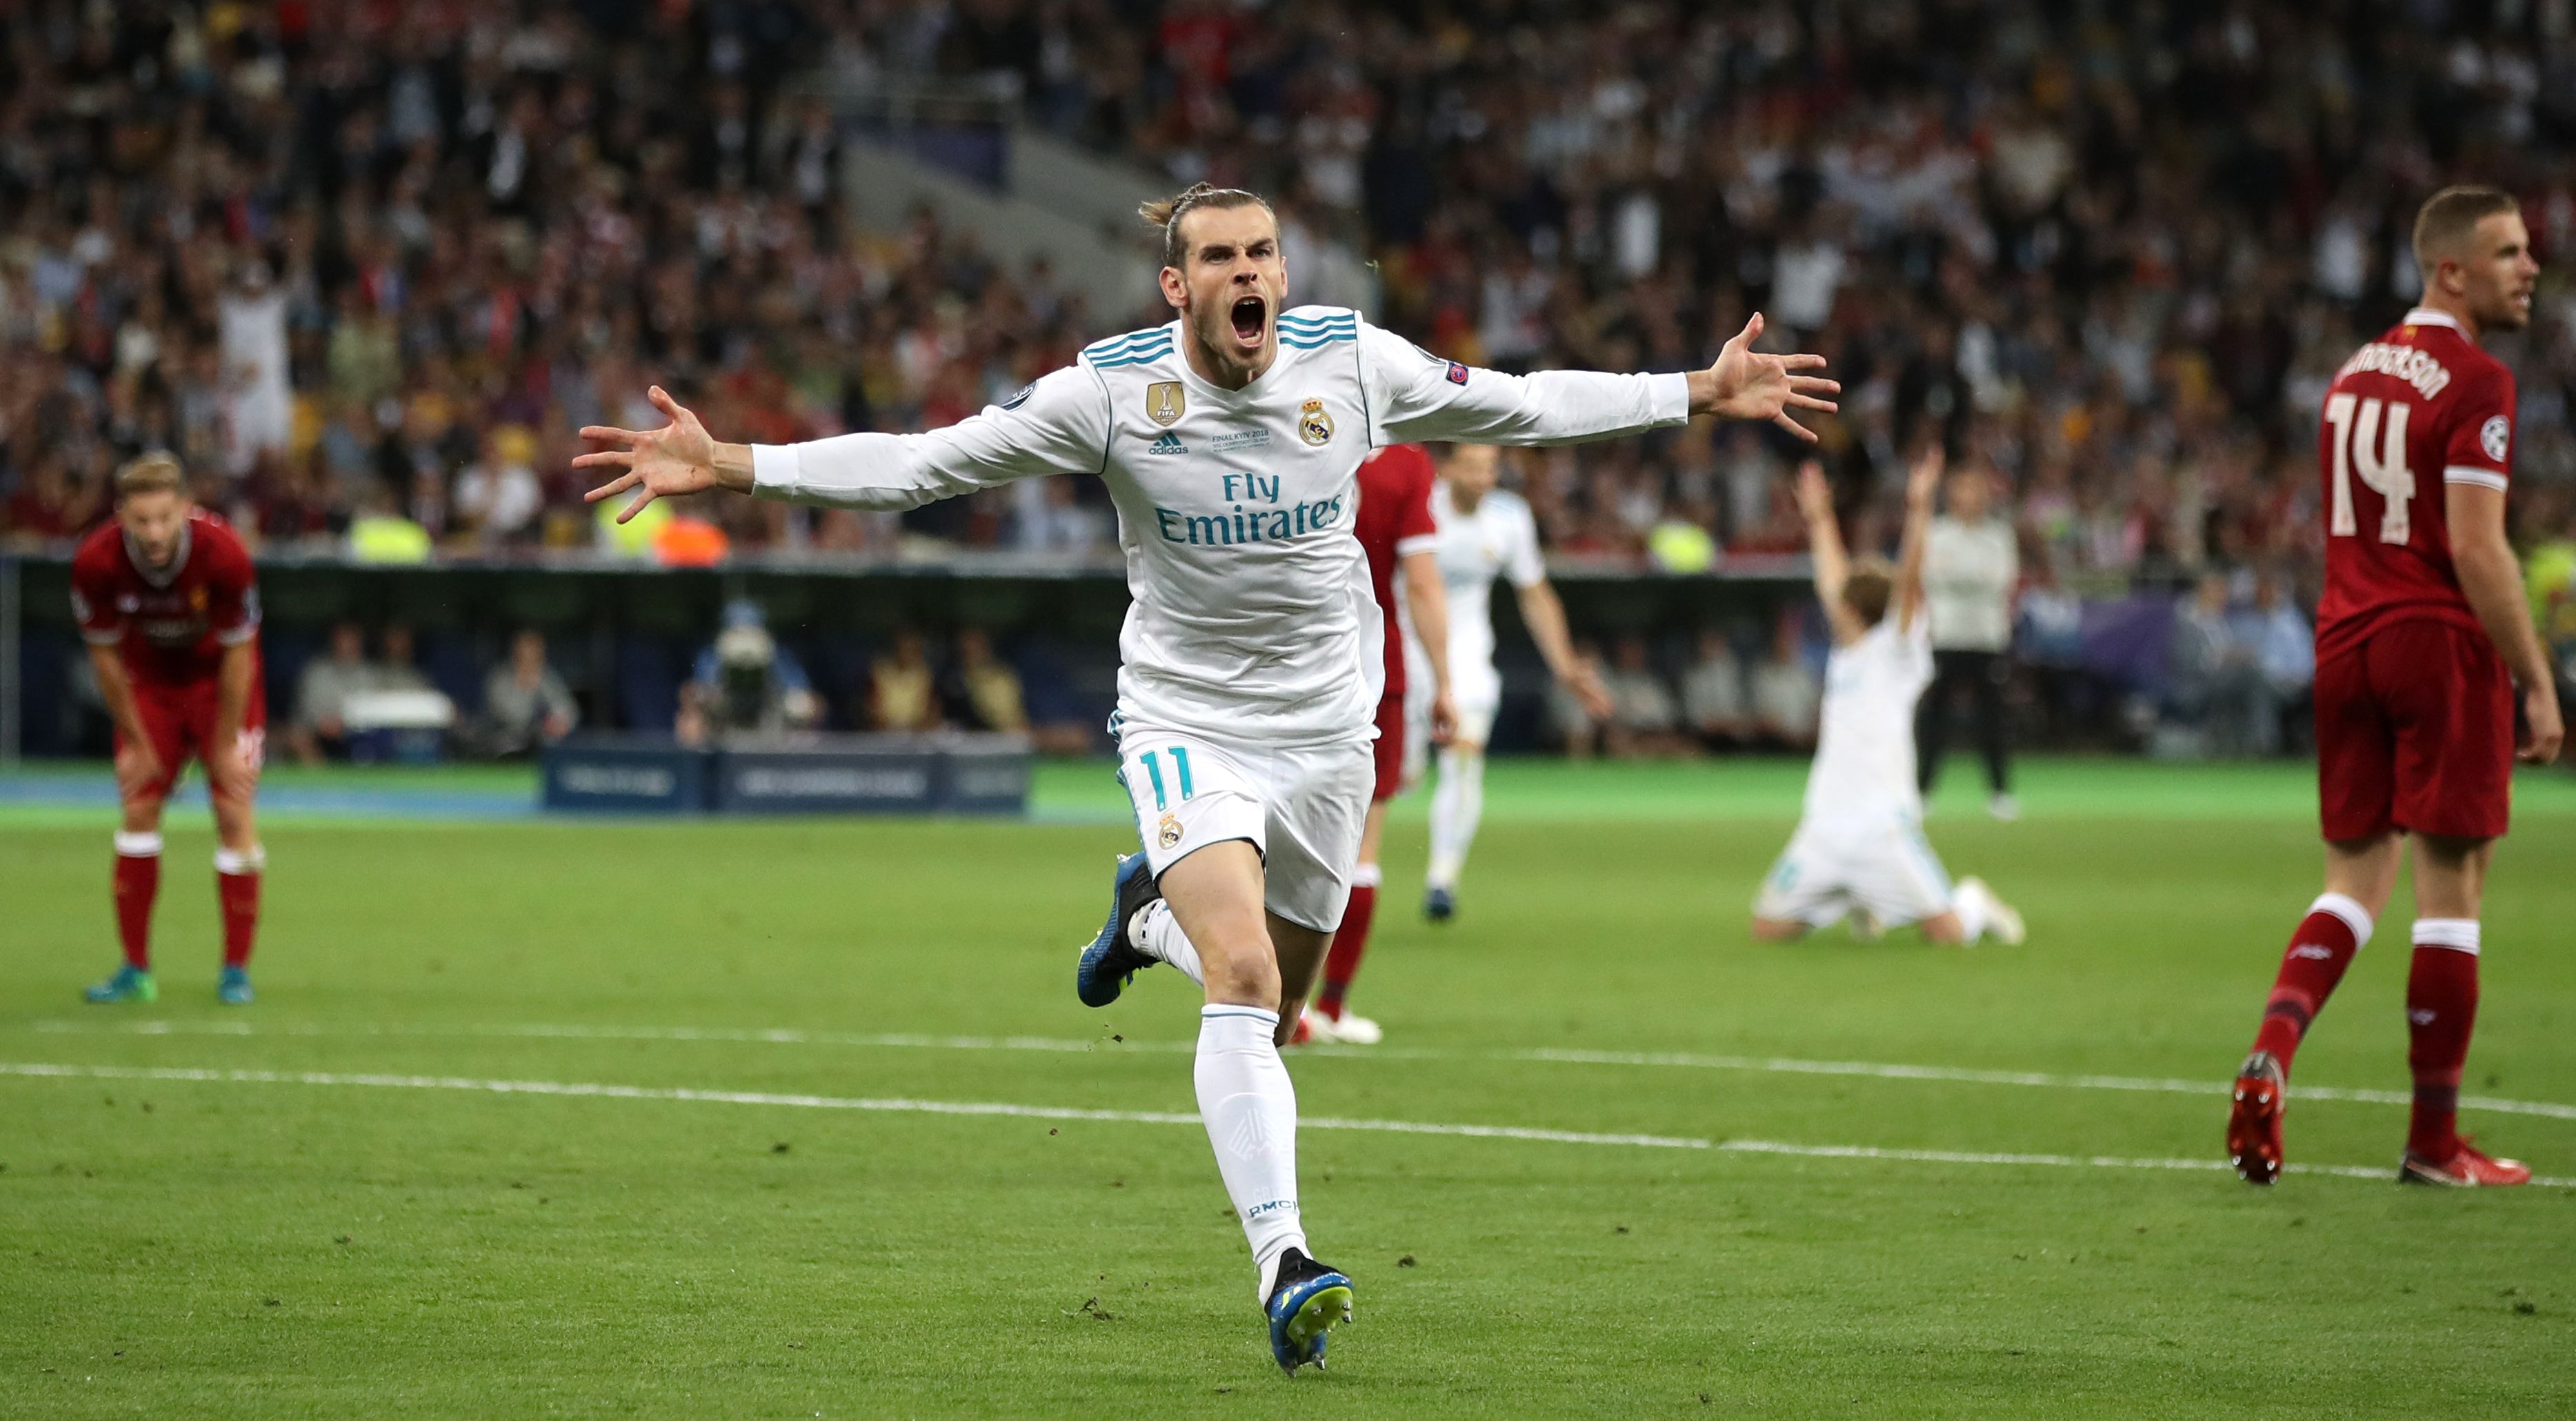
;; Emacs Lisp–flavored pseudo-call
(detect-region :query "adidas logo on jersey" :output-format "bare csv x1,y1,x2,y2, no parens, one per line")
1145,430,1188,455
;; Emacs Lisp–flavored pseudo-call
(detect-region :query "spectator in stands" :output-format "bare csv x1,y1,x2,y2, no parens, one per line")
2168,573,2270,757
0,453,96,548
1681,628,1753,750
868,628,941,733
290,622,377,765
2236,570,2316,756
1600,635,1690,758
454,427,544,548
679,601,820,745
947,628,1028,734
479,630,579,758
1919,461,2021,819
1751,615,1822,752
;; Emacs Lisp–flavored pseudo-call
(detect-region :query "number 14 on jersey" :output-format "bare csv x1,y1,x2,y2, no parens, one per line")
2324,392,2413,544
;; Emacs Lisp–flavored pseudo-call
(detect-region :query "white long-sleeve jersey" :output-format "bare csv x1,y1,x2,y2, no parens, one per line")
750,306,1688,746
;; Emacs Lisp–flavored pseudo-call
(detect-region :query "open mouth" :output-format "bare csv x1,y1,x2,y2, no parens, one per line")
1229,296,1268,347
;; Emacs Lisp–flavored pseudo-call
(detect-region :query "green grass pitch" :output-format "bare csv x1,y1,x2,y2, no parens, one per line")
5,758,2574,1418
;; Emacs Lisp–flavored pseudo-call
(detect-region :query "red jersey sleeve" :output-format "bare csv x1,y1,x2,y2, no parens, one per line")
68,537,126,647
2440,361,2515,493
200,525,262,646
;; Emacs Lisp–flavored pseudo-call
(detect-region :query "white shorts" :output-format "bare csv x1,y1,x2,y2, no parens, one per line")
1117,722,1374,932
1753,815,1955,931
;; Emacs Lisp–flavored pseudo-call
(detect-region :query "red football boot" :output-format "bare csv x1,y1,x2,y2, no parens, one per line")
2226,1050,2286,1185
2398,1137,2532,1187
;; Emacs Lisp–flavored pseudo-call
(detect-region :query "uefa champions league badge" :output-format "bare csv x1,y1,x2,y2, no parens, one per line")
1158,813,1184,849
1298,398,1334,447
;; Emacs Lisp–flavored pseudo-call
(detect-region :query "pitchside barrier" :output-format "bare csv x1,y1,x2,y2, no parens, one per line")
541,733,1034,815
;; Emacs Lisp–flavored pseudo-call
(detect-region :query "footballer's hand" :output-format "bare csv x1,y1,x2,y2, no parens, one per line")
114,739,165,802
1695,312,1839,442
2521,684,2564,765
576,386,748,523
1567,663,1615,722
1793,459,1833,524
1428,689,1460,747
1906,444,1946,508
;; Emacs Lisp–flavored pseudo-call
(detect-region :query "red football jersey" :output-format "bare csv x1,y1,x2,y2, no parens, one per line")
71,508,262,684
2313,308,2516,662
1355,444,1439,697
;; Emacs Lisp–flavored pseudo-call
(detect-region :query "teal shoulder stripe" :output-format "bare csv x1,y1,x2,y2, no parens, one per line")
1086,338,1173,364
1090,349,1174,369
1280,332,1357,348
1084,327,1172,356
1279,309,1357,324
1277,316,1357,331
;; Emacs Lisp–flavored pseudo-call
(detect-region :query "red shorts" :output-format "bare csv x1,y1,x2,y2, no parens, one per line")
1370,692,1407,802
2315,619,2511,842
121,672,268,802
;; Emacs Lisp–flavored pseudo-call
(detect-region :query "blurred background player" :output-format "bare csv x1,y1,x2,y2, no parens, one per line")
1413,444,1613,923
2227,187,2562,1189
1750,454,2024,946
69,454,267,1005
1917,460,2021,819
1301,443,1455,1046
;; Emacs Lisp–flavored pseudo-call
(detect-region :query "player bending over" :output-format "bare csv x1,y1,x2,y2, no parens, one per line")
1301,441,1456,1046
1413,443,1612,924
581,183,1836,1373
2227,186,2562,1189
72,454,268,1005
1749,453,2023,946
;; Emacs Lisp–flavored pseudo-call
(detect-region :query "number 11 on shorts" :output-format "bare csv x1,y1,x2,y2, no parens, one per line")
1136,746,1195,809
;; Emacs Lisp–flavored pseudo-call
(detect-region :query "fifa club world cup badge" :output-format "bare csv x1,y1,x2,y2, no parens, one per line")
1146,381,1186,427
1298,397,1334,447
1157,813,1184,850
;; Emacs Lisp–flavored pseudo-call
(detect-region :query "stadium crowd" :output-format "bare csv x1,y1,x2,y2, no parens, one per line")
5,0,2576,752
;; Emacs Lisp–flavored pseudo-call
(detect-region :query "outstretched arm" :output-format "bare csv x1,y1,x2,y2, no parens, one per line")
580,374,1106,522
1795,461,1865,646
1893,447,1944,633
1366,313,1838,449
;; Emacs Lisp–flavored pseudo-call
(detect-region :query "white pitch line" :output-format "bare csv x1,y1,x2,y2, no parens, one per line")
10,1060,2561,1185
27,1018,2576,1124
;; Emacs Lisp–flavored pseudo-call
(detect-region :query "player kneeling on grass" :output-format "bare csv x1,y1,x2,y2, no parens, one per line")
71,453,268,1005
1749,452,2023,947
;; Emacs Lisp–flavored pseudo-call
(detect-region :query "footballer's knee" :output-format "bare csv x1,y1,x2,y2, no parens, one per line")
2413,833,2494,919
1919,911,1968,944
121,796,166,834
1748,916,1808,942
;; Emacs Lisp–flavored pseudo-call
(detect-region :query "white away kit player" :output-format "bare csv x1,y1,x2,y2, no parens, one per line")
1750,453,2024,946
576,183,1839,1375
1407,443,1612,922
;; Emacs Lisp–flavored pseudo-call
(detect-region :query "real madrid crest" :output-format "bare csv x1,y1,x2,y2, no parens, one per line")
1298,398,1334,447
1146,381,1187,427
1157,813,1184,850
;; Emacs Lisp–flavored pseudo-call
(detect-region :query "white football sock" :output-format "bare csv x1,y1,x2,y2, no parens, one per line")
1948,880,1993,942
1426,746,1484,891
1132,901,1206,986
1195,1004,1307,1300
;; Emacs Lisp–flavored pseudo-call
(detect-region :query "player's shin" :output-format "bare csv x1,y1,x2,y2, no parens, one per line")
1316,866,1379,1019
2250,893,2374,1071
214,845,265,968
113,831,162,970
1195,1004,1308,1299
1135,901,1208,986
2405,920,2480,1161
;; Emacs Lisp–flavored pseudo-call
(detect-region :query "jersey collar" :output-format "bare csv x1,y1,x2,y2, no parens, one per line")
124,519,192,589
2399,307,2462,331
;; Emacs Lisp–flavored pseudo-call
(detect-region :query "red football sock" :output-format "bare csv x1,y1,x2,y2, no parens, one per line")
2405,920,2481,1161
113,832,163,971
2248,893,2373,1071
215,846,265,969
1317,871,1380,1020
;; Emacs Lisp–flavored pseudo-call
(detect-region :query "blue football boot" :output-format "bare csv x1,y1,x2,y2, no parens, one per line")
84,964,157,1004
1424,884,1456,924
1265,1247,1354,1375
217,966,255,1006
1075,853,1162,1008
